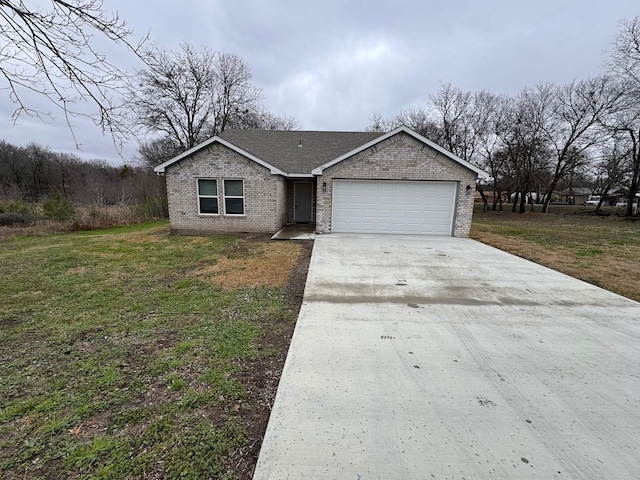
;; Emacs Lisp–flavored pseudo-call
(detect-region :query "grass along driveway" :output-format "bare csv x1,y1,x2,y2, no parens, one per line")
0,221,310,479
471,208,640,302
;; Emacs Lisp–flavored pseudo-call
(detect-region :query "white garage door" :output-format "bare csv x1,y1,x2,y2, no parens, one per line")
332,180,457,235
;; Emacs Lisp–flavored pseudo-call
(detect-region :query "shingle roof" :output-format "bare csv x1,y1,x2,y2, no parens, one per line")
218,130,384,174
153,126,489,178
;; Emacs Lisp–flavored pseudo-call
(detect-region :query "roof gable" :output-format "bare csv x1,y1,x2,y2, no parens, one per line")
311,126,489,178
153,136,286,175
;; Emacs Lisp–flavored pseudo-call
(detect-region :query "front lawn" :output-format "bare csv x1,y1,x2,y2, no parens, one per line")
0,221,310,479
471,207,640,302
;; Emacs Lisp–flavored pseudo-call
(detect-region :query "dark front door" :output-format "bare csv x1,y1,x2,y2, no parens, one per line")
294,182,313,223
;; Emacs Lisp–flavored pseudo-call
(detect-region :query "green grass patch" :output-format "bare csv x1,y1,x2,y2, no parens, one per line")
0,223,301,479
575,247,605,257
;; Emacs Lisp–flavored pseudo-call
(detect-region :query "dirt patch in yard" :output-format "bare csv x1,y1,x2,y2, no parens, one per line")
192,241,304,290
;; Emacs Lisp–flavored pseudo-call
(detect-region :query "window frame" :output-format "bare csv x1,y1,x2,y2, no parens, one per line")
196,178,219,216
223,179,245,216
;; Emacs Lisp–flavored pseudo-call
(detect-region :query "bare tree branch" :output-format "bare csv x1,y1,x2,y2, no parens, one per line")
0,0,147,151
610,16,640,91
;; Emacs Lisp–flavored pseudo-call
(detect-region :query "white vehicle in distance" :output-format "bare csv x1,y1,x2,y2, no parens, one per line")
585,196,600,206
616,196,639,207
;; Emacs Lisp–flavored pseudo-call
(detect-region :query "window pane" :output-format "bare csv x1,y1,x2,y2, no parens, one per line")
198,179,217,196
224,180,243,197
199,197,218,214
225,198,244,215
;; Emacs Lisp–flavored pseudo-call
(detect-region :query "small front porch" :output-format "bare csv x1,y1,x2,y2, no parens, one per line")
271,223,316,240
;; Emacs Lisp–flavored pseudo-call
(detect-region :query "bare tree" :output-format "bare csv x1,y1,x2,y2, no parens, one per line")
210,51,262,134
429,83,479,162
0,0,145,148
131,44,270,151
136,137,182,170
539,76,623,212
474,92,508,210
366,113,389,132
398,108,443,140
603,104,640,214
590,137,627,213
0,140,27,197
132,44,218,150
608,16,640,215
496,86,554,213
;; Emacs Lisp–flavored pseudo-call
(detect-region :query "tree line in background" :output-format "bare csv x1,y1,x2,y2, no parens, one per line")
369,17,640,216
0,140,161,209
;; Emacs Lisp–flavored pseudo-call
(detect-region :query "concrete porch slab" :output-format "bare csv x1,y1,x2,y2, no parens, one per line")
271,224,316,240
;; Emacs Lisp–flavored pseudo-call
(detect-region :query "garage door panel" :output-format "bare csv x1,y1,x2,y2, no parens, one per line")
332,180,457,235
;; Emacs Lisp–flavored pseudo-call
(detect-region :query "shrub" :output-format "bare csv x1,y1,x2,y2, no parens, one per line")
0,199,37,216
42,192,76,222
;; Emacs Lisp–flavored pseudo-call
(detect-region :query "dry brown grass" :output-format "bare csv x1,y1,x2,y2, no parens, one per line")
471,209,640,302
192,241,303,290
0,205,163,241
71,205,139,230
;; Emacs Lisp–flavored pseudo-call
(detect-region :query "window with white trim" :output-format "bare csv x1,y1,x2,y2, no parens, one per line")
197,179,218,214
223,179,244,215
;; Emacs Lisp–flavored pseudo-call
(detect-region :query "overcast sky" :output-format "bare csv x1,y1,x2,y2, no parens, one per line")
1,0,638,165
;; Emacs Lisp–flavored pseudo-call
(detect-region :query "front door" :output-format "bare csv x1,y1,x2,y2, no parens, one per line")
294,182,313,223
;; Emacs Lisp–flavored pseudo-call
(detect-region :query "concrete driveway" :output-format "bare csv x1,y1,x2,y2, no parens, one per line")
253,235,640,479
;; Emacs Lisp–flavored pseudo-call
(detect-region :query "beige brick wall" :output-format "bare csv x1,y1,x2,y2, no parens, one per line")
316,132,477,237
164,143,286,234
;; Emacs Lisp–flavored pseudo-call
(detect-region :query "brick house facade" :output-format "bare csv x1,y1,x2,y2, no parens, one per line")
162,143,287,234
314,132,477,236
154,127,487,237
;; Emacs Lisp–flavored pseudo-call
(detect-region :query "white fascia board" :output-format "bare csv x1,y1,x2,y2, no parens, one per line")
153,136,285,176
284,173,314,178
311,126,490,179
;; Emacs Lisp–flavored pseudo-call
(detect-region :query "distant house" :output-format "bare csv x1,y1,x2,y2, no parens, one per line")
154,126,489,237
475,190,508,204
556,187,592,205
